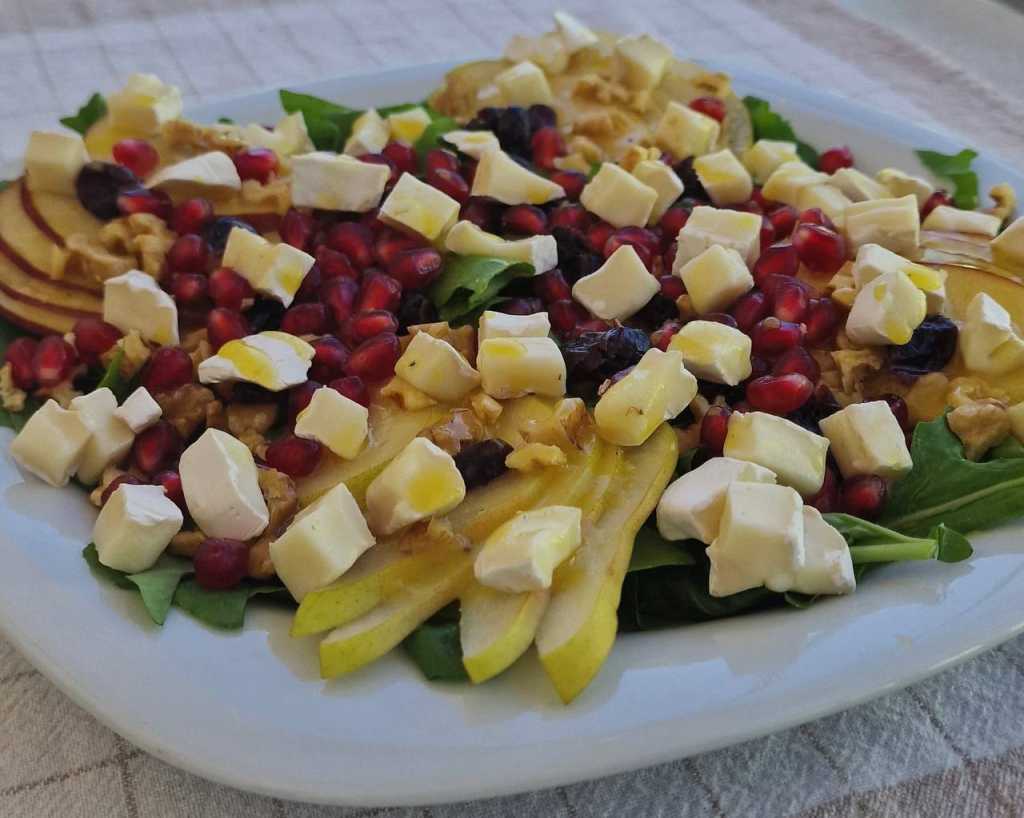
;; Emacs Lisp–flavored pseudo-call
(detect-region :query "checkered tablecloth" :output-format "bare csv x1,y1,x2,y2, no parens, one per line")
3,1,1024,816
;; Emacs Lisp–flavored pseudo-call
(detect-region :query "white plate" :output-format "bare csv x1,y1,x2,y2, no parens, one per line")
2,61,1024,808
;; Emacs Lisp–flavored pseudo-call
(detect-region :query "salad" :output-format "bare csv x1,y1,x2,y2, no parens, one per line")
2,12,1023,704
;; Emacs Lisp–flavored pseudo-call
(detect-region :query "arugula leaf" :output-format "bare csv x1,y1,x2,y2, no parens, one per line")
404,620,468,682
824,513,972,564
627,524,696,573
0,180,10,193
989,437,1024,460
172,578,287,630
216,116,235,125
279,90,361,151
61,93,107,135
125,557,194,625
743,96,819,167
430,256,535,325
83,543,135,589
94,347,131,401
915,148,979,209
414,113,458,162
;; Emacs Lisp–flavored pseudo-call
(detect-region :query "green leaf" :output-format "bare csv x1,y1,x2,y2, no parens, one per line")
94,348,130,401
914,148,979,209
743,96,819,167
0,180,10,193
278,89,361,151
216,116,235,125
60,93,107,135
429,256,536,325
82,543,135,590
172,578,288,630
413,114,458,162
628,524,696,573
404,621,468,682
988,437,1024,460
824,512,973,564
125,557,194,625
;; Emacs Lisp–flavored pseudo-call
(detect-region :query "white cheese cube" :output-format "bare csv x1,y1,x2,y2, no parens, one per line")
295,387,368,459
706,482,805,597
103,269,179,345
673,205,762,268
654,101,720,160
290,152,389,212
114,386,162,433
571,245,660,320
668,320,752,385
656,456,776,543
693,149,753,206
472,149,565,207
237,112,313,156
442,130,501,159
387,106,431,145
24,131,89,197
851,244,946,314
741,139,798,184
444,220,557,273
477,336,566,399
1009,401,1024,442
829,167,890,202
792,507,855,596
581,163,658,228
677,245,754,314
179,428,269,541
477,310,550,345
922,205,1001,238
959,292,1024,376
380,172,462,242
724,411,829,496
844,195,921,256
474,506,582,592
395,332,481,402
198,330,313,390
632,160,684,224
9,399,90,487
222,226,267,276
69,388,135,486
93,484,183,573
107,73,182,135
819,400,913,480
221,226,315,307
554,10,598,52
343,109,389,156
797,183,852,228
269,482,375,601
147,152,241,195
616,34,672,90
364,437,466,536
846,270,926,346
991,215,1024,268
494,61,554,106
876,168,934,207
761,160,829,208
594,348,697,446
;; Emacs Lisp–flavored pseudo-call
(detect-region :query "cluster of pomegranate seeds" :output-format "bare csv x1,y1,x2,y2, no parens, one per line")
171,198,214,235
317,246,359,281
233,147,278,183
265,435,322,478
548,299,589,335
772,346,820,382
753,243,799,285
731,290,770,333
132,421,180,474
72,318,122,364
374,232,421,268
166,234,210,274
141,347,193,393
208,267,253,311
750,317,805,356
33,336,78,386
700,405,732,454
461,197,501,231
321,277,360,326
767,205,798,240
4,337,38,389
361,153,400,188
818,145,854,175
325,223,375,269
345,333,401,382
194,538,249,590
549,203,590,233
382,141,418,175
689,96,726,122
170,272,209,306
341,310,399,346
387,248,443,290
804,298,841,345
503,205,548,236
117,187,171,221
427,167,470,203
281,303,329,336
112,139,159,178
207,308,249,349
280,208,315,251
791,222,847,274
797,207,836,231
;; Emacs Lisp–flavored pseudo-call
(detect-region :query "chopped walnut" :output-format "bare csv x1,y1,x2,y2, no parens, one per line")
238,178,292,214
248,467,299,579
553,153,592,174
0,364,26,412
423,408,485,455
205,399,227,433
506,442,567,471
61,233,135,283
100,330,151,380
948,400,1010,460
168,529,205,558
98,214,175,280
675,294,696,322
161,119,247,157
571,74,632,107
181,328,213,369
155,383,219,439
406,321,476,364
946,376,1010,408
566,135,604,164
522,397,593,451
987,182,1017,224
572,109,632,140
618,145,661,172
226,402,277,458
380,376,438,410
35,379,81,408
88,466,127,508
469,391,503,424
831,345,885,400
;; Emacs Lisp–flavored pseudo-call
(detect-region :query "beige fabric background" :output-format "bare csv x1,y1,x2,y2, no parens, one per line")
3,0,1024,815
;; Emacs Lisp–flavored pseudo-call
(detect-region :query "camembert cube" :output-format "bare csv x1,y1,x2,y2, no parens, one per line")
959,292,1024,376
147,152,241,195
24,131,89,197
761,160,829,208
295,387,369,459
103,270,179,346
820,400,913,480
290,152,389,212
571,245,660,320
876,168,934,207
845,270,926,346
381,172,462,242
677,245,754,314
93,484,183,574
673,205,762,268
693,149,753,206
632,160,684,224
616,34,672,89
922,205,1001,238
829,167,891,202
442,130,501,159
654,101,720,161
723,411,829,496
343,109,389,156
217,226,316,307
107,73,182,135
387,106,432,144
70,388,135,485
741,139,798,184
9,399,91,487
477,310,550,346
668,320,752,385
445,221,557,273
494,61,554,106
477,336,566,399
580,163,658,228
843,195,921,256
474,506,582,592
395,332,481,402
471,149,564,206
796,183,852,228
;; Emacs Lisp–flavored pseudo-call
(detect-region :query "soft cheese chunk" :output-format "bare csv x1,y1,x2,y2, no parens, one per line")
829,167,891,202
694,149,753,206
843,195,920,256
442,129,501,159
107,73,182,135
445,220,557,273
959,292,1024,376
474,506,582,592
472,149,564,206
581,163,658,228
677,245,754,314
198,331,313,390
343,109,389,156
820,400,913,479
295,387,368,459
179,428,269,541
851,244,946,314
395,332,481,402
654,101,720,160
269,482,375,601
724,411,829,496
668,320,752,385
477,310,550,345
572,245,660,320
876,168,934,207
594,348,697,446
673,205,762,268
991,215,1024,268
554,10,598,52
103,270,179,345
741,139,798,185
761,160,829,208
387,106,431,144
922,205,1002,238
477,336,566,399
69,388,135,485
494,61,554,106
797,184,852,228
792,507,856,596
846,270,926,346
9,399,90,487
114,386,162,433
632,160,684,224
706,482,805,597
25,131,89,197
616,34,672,89
290,152,389,212
221,226,314,306
235,112,313,156
656,456,776,543
365,437,466,536
93,484,183,573
381,172,462,242
147,152,241,195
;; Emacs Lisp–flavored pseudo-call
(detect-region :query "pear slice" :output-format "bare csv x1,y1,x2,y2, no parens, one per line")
536,423,678,703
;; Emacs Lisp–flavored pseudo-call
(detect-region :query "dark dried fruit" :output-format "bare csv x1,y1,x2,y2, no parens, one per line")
397,291,439,333
76,161,140,219
787,383,841,434
527,104,557,131
672,158,710,203
246,298,285,332
454,439,514,490
493,106,532,156
563,327,651,399
888,315,958,380
203,216,257,254
551,227,602,283
633,293,679,329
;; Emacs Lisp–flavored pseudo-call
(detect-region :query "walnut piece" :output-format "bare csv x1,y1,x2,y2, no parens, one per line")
161,119,247,157
522,397,593,451
505,442,567,471
226,402,278,458
987,182,1017,224
469,391,503,424
948,400,1010,460
98,214,176,280
168,529,205,558
0,363,26,412
238,178,292,214
423,408,485,455
248,466,299,579
155,383,219,439
100,330,151,380
831,345,885,400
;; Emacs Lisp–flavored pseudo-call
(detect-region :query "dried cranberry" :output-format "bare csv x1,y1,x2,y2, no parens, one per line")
245,295,283,331
563,326,651,399
888,315,958,379
528,104,557,131
203,217,257,254
787,383,841,434
454,439,514,490
194,538,249,590
633,293,679,329
76,161,139,219
397,291,439,332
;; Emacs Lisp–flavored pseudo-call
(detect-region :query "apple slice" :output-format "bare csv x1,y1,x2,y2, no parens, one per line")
536,423,678,703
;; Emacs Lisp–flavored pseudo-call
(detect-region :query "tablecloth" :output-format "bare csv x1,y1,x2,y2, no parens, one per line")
3,0,1024,815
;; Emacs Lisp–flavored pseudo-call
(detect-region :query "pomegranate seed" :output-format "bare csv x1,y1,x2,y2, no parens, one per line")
797,207,837,232
746,373,813,414
194,538,250,591
328,375,370,408
345,333,400,382
112,139,159,178
33,336,77,386
170,273,209,306
750,317,805,356
841,475,887,519
753,242,799,287
804,298,842,345
530,126,566,170
341,309,399,346
266,434,322,478
922,189,953,219
382,141,418,175
426,167,470,204
549,203,590,234
320,278,360,326
548,299,589,335
759,215,776,249
207,267,253,311
387,247,443,290
880,394,912,432
818,146,854,175
357,272,402,312
792,223,847,274
499,297,544,315
280,208,315,251
281,303,328,336
749,355,771,380
425,149,460,176
233,147,278,183
658,275,685,301
325,222,375,270
772,278,810,322
153,469,186,513
689,96,726,122
534,269,572,303
586,221,615,254
360,153,400,188
72,318,121,363
132,421,180,474
549,170,587,201
663,242,678,273
460,197,502,232
287,380,321,424
207,308,249,350
809,467,840,512
141,347,193,393
117,187,171,220
700,405,732,454
171,198,214,235
650,319,682,351
374,232,422,268
751,188,769,210
309,336,350,383
293,264,322,304
768,205,798,240
730,290,770,333
659,206,689,242
772,346,820,382
4,337,38,389
100,473,144,506
703,312,739,329
359,208,388,235
316,246,359,282
571,319,613,338
503,205,549,236
166,234,210,274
